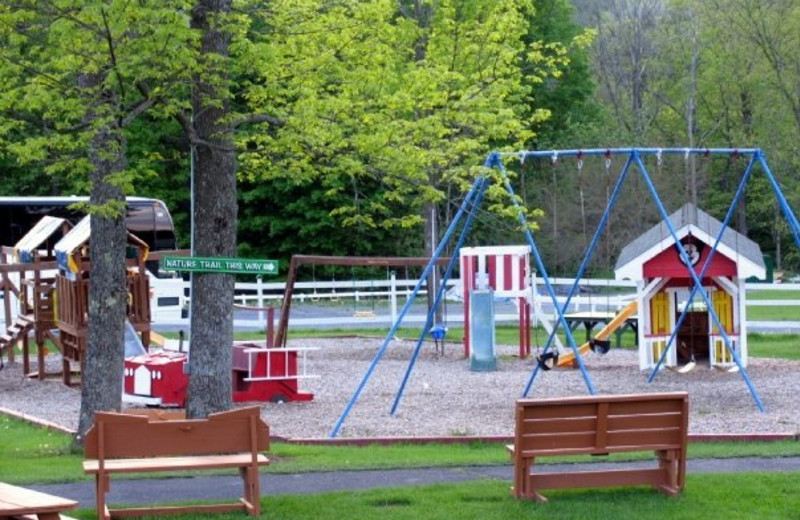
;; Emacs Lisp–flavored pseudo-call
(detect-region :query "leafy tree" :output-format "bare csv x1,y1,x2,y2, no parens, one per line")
0,0,196,438
234,0,590,317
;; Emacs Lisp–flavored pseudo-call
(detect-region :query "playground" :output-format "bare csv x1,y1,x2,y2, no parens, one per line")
2,335,800,439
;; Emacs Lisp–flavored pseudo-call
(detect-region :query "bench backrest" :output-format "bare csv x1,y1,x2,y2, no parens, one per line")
514,392,688,456
84,406,269,459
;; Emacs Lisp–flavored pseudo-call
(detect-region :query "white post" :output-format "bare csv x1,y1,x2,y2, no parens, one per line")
390,271,398,324
256,275,264,324
531,272,539,328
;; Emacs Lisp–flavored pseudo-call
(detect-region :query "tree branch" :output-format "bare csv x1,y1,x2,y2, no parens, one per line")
232,113,285,129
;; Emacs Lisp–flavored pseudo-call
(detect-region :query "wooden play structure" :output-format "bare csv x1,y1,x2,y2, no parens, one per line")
615,203,765,370
83,406,270,519
54,216,152,384
0,215,152,385
0,216,67,378
507,392,688,502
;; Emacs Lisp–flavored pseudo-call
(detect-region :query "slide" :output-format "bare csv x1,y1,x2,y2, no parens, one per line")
556,301,638,367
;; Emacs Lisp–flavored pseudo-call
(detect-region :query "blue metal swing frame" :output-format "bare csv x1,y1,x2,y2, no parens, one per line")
328,147,800,437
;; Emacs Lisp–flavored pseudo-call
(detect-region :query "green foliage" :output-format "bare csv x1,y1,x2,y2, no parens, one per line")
236,0,581,252
0,1,197,200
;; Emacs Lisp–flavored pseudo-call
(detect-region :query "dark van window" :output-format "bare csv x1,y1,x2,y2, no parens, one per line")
0,196,177,252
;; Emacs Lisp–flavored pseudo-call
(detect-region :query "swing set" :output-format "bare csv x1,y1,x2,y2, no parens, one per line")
274,255,449,348
328,147,800,438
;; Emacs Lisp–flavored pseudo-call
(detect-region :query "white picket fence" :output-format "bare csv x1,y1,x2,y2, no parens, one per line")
147,275,800,330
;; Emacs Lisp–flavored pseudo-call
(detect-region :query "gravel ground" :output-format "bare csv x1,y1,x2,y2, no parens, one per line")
2,337,800,439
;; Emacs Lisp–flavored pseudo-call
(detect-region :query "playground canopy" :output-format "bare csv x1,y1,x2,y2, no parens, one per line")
14,216,68,263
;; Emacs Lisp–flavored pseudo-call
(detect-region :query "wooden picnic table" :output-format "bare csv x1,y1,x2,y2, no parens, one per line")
0,482,77,520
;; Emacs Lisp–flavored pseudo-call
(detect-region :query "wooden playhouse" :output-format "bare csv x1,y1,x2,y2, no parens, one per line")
614,203,765,370
54,216,152,384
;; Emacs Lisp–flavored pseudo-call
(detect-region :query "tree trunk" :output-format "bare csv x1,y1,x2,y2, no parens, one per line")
75,74,128,443
186,0,237,418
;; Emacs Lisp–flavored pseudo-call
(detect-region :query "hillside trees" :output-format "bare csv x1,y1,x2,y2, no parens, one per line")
542,0,800,274
0,1,196,438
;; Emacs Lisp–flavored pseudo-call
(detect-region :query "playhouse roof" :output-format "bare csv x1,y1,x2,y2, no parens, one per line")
14,216,68,263
54,216,149,274
614,203,765,280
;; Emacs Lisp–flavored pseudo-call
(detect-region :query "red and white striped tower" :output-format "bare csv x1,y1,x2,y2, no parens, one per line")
459,245,532,358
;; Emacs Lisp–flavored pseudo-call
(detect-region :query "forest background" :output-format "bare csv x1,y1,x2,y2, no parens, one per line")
2,0,799,279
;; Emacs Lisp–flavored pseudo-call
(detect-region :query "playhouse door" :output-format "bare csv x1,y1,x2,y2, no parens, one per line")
649,291,671,365
711,290,735,365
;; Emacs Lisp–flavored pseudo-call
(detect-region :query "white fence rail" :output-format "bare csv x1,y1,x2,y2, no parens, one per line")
146,277,800,330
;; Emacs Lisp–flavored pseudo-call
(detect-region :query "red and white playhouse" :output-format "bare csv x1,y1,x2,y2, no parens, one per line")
614,203,765,370
124,341,317,406
459,245,532,358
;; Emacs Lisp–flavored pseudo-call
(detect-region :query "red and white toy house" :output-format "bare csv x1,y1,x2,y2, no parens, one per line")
459,245,532,358
614,203,765,370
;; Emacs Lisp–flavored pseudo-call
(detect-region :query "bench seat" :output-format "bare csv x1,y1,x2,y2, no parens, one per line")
84,453,270,474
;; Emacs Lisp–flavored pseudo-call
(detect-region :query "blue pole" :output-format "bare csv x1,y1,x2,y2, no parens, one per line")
492,155,595,395
648,154,757,378
389,176,488,415
522,152,635,397
632,152,765,412
501,148,761,161
328,174,488,438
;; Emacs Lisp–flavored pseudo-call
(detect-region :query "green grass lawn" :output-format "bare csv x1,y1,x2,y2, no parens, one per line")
63,473,800,520
749,333,800,360
259,474,800,520
747,289,800,300
3,406,800,519
746,305,800,321
3,413,800,486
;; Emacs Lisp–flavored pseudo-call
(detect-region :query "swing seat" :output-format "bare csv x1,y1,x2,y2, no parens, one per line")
589,338,611,355
536,351,559,371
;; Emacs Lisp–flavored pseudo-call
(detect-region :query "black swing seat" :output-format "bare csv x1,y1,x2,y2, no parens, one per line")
589,338,611,355
536,351,559,371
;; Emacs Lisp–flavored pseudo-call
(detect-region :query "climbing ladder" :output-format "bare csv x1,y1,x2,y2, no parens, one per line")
0,313,34,365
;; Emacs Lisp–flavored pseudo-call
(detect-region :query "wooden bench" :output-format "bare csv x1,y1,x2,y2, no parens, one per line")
507,392,688,503
0,481,77,520
83,406,270,520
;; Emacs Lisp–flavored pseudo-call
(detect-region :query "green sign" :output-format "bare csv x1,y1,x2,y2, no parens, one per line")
160,256,278,275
